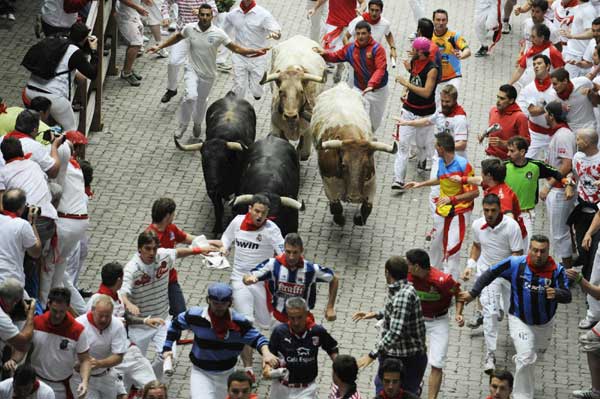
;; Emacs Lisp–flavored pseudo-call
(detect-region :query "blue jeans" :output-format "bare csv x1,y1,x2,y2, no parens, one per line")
168,280,187,317
374,352,428,396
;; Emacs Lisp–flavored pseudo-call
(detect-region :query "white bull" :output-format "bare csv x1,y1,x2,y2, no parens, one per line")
260,35,326,161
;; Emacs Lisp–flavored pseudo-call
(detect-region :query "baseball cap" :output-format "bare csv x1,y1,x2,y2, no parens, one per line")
412,37,431,52
208,282,233,302
545,101,567,121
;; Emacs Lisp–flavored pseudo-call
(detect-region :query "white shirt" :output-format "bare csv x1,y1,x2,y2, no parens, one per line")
553,0,577,43
522,17,560,52
221,215,284,280
0,214,36,284
0,306,19,343
574,151,600,203
582,38,600,62
0,378,55,399
0,159,57,220
546,126,576,173
120,249,177,319
225,5,281,49
181,23,232,79
472,216,523,272
41,0,78,28
516,80,558,133
76,313,128,375
563,2,596,57
55,146,88,215
347,15,391,44
428,107,469,158
559,77,596,131
0,136,55,172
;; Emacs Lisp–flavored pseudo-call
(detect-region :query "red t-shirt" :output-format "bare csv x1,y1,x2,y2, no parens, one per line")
485,103,530,160
146,223,187,283
326,0,357,27
408,267,460,318
485,183,528,238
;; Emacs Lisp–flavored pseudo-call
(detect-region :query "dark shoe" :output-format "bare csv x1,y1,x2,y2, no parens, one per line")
78,288,93,298
161,89,177,103
253,96,261,100
131,70,143,81
502,22,511,34
391,181,406,192
475,46,489,57
121,72,141,87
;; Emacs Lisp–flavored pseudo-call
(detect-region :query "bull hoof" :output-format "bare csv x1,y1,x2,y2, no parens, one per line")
333,214,346,226
329,202,343,216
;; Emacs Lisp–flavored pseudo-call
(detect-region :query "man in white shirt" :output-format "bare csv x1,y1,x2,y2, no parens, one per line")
0,279,36,353
463,194,524,373
581,18,600,69
149,3,268,139
119,230,215,379
521,0,561,54
551,67,596,131
0,189,41,284
74,295,128,399
0,364,55,399
220,193,284,379
224,0,281,101
344,0,397,62
517,54,558,160
560,0,596,77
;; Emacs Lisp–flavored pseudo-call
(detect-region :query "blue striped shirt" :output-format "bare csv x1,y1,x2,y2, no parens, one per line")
162,306,268,371
470,255,571,325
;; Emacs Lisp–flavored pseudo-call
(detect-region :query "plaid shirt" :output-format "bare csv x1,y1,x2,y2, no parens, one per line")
374,280,426,358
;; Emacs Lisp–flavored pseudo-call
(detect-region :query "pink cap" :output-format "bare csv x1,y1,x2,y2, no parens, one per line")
412,37,431,52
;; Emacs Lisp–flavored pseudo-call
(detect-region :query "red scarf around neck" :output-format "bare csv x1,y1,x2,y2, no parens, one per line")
526,255,558,278
0,210,19,219
240,212,264,231
275,253,304,269
86,311,107,331
411,58,429,75
69,157,81,169
557,81,574,100
480,213,503,230
208,309,239,339
362,12,380,25
525,41,551,59
97,283,120,302
6,153,32,164
240,0,256,14
0,103,7,114
377,389,407,399
534,75,552,92
5,130,32,140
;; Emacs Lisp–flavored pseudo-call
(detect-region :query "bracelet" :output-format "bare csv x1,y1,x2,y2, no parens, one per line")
192,247,203,254
576,272,583,285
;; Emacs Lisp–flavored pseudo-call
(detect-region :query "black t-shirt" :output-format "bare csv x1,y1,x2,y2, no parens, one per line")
269,323,338,384
403,60,437,116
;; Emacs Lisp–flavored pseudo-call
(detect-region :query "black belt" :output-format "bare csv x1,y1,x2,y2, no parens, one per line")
26,85,52,94
282,381,313,388
424,311,448,320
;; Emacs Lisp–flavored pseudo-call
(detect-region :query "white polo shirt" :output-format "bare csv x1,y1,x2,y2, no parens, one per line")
0,213,36,284
31,312,89,381
76,313,128,375
225,5,281,49
546,126,576,177
0,378,55,399
181,23,232,80
0,159,57,220
472,216,523,273
347,15,391,44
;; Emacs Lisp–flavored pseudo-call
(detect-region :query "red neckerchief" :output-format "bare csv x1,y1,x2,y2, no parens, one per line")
480,213,503,230
5,130,32,140
275,253,305,268
534,75,552,92
443,104,466,117
377,389,406,399
69,157,81,169
526,255,558,278
525,41,552,59
557,81,574,100
240,0,256,14
37,310,77,335
97,283,120,302
32,380,40,393
552,122,570,134
563,0,579,7
0,210,19,218
362,12,380,25
287,314,316,337
6,153,32,164
240,212,264,231
208,309,239,339
0,103,7,114
86,311,108,331
411,58,429,75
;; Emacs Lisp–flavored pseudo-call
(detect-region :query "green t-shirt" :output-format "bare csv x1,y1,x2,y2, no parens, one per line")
504,159,562,210
0,106,51,144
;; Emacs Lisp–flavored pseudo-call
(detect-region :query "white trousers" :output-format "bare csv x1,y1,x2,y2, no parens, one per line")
232,54,267,100
587,249,600,321
508,315,553,399
25,88,76,131
269,380,318,399
41,378,71,399
481,278,511,353
66,234,89,285
545,188,575,259
167,39,190,91
430,211,471,280
177,68,215,129
306,0,326,42
475,0,500,45
354,85,389,134
128,323,169,380
521,210,535,252
231,279,272,329
394,108,434,183
424,316,449,369
525,131,551,160
114,344,156,391
190,365,233,399
71,370,119,399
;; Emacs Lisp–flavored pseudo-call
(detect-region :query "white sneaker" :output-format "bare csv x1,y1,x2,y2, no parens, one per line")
579,318,598,329
7,13,15,21
573,389,600,399
157,48,169,58
483,352,496,374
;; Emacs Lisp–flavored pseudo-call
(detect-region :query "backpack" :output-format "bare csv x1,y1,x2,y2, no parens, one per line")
21,37,71,80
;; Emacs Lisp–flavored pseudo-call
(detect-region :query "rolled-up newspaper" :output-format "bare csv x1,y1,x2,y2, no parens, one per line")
163,356,173,377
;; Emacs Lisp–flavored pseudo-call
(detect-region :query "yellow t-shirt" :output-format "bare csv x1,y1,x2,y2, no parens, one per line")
0,107,51,144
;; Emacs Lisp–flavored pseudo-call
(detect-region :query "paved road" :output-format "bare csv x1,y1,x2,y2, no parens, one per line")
0,0,591,397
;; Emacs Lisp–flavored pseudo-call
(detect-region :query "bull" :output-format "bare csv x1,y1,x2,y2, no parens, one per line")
174,92,255,234
232,135,304,236
260,35,326,161
311,83,397,226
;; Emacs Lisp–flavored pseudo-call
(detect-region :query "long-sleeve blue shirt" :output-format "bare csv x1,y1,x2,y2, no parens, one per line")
163,306,268,371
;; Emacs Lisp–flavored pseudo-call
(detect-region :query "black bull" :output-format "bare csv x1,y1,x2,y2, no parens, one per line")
232,135,304,236
174,92,256,233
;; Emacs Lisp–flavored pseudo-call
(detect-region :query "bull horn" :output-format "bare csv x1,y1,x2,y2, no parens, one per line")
280,197,305,211
370,141,398,154
174,136,203,151
225,142,247,152
232,194,254,207
302,70,327,83
259,71,280,85
319,139,344,150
